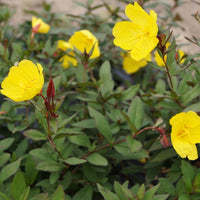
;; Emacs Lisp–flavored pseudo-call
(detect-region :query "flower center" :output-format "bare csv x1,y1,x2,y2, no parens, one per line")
178,125,190,138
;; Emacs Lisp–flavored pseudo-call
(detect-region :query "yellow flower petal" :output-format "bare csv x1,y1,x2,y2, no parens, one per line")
112,2,158,61
59,55,78,69
113,21,142,51
154,42,185,67
57,40,77,68
122,53,151,74
171,135,198,160
68,30,100,59
170,111,200,160
57,40,74,52
1,60,44,102
32,16,50,34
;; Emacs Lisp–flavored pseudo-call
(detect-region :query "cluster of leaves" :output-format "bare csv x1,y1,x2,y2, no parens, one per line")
0,0,200,199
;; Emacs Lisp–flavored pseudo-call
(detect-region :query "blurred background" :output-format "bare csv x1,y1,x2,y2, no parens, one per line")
1,0,199,53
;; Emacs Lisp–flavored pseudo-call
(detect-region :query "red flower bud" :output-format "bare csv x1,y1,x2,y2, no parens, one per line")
32,23,41,33
47,78,55,100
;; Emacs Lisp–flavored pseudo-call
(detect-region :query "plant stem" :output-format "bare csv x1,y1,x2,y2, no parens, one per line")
81,126,158,159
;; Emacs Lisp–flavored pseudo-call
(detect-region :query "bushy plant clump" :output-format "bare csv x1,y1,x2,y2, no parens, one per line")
0,0,200,199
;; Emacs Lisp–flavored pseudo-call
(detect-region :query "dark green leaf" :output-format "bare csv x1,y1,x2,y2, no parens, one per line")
36,162,64,172
119,84,140,101
87,153,108,166
11,171,26,200
0,138,14,151
97,184,119,200
0,153,10,167
65,157,87,165
52,185,65,200
126,135,142,153
25,155,38,185
68,134,90,148
73,185,93,200
88,106,112,141
23,129,47,141
128,97,144,130
0,158,22,184
181,160,195,182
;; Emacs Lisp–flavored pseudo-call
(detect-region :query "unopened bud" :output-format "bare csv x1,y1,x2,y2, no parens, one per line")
32,23,41,33
47,78,55,100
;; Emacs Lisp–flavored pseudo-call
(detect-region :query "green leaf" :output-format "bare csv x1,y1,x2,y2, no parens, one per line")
73,185,93,200
119,84,140,101
0,137,14,151
97,184,119,200
0,192,10,200
155,79,166,94
193,173,200,193
68,134,91,148
11,171,26,200
23,129,47,141
114,182,129,200
177,193,190,200
128,97,144,130
137,184,145,200
15,139,28,158
58,113,77,130
29,193,49,200
25,155,38,185
87,153,108,166
152,194,169,200
0,158,22,184
99,60,112,82
52,185,65,200
114,142,148,160
182,84,200,106
0,153,10,167
30,148,56,162
183,102,200,112
166,38,176,67
99,80,114,97
19,187,30,200
148,148,177,164
181,160,195,182
36,162,64,172
65,157,87,165
88,106,112,141
144,184,160,200
158,178,176,195
126,135,142,153
72,119,96,128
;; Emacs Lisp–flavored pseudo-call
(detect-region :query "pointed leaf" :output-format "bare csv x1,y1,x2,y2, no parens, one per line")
73,185,93,200
11,171,26,200
0,158,22,184
128,97,144,130
52,185,65,200
88,106,112,141
65,157,87,165
87,153,108,166
23,129,47,141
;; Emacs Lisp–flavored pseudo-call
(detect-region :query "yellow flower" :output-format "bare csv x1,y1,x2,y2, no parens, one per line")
122,53,151,74
32,16,50,34
1,60,44,102
68,30,100,59
112,2,158,61
170,111,200,160
57,40,77,69
154,42,185,67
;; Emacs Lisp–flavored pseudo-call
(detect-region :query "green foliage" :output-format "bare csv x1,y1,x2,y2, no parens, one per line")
0,0,200,199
